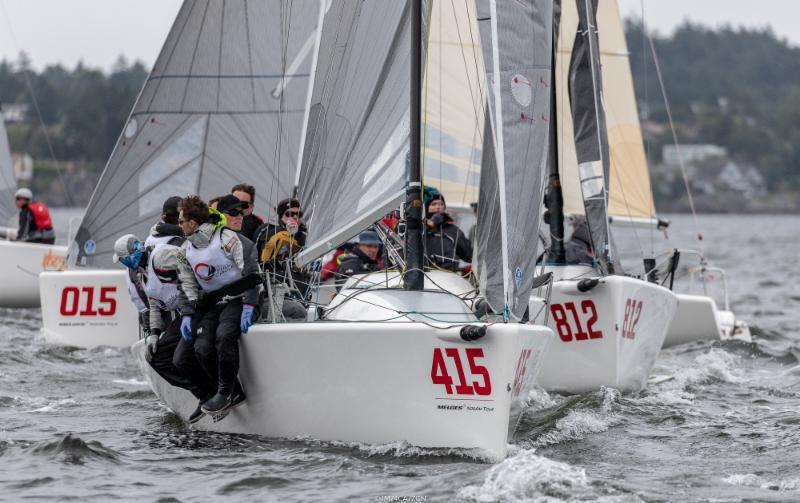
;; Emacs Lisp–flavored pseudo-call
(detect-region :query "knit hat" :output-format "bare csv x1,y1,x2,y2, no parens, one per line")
275,197,302,217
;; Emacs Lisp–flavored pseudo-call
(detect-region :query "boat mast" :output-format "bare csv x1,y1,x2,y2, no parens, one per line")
546,0,565,264
404,0,424,291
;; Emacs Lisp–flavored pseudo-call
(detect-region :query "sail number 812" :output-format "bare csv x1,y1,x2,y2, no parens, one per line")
550,300,603,342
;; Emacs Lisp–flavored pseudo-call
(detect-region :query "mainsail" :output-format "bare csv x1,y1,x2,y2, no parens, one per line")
556,0,656,223
475,0,553,319
70,0,320,267
295,1,414,265
0,110,17,225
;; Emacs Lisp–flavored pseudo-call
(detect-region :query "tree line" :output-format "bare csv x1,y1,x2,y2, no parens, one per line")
1,20,799,207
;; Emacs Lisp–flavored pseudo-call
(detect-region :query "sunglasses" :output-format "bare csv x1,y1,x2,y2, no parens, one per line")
283,210,303,218
224,209,244,217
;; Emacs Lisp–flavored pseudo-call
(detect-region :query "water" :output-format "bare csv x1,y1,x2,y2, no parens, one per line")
1,214,798,502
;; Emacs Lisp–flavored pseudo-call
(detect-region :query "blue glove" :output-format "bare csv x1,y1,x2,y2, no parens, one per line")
241,304,255,334
180,315,193,342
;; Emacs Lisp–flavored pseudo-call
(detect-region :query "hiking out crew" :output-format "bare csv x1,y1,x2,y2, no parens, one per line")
145,196,184,249
113,234,214,422
14,188,55,244
174,196,261,419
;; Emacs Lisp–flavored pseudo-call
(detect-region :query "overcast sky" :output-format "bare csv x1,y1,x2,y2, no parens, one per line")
1,0,798,71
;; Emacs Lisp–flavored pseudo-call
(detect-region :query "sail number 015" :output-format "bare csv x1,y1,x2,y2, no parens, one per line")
60,286,117,316
431,347,492,396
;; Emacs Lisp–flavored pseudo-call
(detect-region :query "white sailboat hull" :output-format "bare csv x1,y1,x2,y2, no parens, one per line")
531,267,677,394
39,269,140,348
663,294,751,348
0,240,68,308
134,318,553,461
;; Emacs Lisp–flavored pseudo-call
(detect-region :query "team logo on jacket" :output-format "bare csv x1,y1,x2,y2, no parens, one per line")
194,262,233,282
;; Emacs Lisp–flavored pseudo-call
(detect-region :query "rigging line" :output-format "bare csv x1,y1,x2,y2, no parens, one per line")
647,32,704,247
640,0,655,256
0,0,74,207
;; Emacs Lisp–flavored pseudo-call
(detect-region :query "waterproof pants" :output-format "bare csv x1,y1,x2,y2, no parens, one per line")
193,298,243,397
171,322,218,401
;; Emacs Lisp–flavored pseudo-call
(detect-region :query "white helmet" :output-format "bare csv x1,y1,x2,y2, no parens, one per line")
14,188,32,200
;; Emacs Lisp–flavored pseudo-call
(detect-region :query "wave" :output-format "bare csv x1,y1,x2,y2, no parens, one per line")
514,388,622,448
458,449,598,502
723,473,800,492
27,434,121,465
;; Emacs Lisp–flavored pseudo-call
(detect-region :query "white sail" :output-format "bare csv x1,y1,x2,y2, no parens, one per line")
475,0,553,319
556,0,656,221
70,0,320,267
295,1,416,265
0,110,17,225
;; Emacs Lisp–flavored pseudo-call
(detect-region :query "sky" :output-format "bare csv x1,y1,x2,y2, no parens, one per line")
0,0,798,71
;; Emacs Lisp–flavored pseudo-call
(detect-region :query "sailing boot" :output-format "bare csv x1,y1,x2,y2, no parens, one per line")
188,401,206,424
230,379,247,409
201,392,233,422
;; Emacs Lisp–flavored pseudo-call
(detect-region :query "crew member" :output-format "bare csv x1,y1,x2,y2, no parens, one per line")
146,196,184,248
565,215,594,265
231,183,264,241
424,192,472,272
216,194,247,233
114,233,217,423
255,197,308,291
15,188,55,244
174,196,261,418
336,230,382,290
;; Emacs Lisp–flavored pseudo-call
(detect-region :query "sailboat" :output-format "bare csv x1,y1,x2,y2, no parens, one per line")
0,106,68,308
42,0,555,459
527,0,678,394
39,0,322,347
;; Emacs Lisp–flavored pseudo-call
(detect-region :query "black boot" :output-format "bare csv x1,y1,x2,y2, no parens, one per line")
201,392,232,415
230,380,246,408
188,401,206,424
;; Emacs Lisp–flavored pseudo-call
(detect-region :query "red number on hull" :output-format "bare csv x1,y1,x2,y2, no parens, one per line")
59,286,118,317
431,348,492,396
622,298,643,339
550,300,603,342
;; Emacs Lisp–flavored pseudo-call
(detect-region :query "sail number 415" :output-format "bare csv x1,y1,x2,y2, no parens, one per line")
431,347,492,396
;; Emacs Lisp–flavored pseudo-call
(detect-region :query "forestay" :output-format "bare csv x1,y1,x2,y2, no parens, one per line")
556,0,656,223
70,0,320,267
295,1,416,266
475,0,553,319
0,112,17,225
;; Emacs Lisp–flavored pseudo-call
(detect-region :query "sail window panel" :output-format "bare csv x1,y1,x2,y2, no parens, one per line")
137,116,206,192
139,157,201,218
86,114,192,225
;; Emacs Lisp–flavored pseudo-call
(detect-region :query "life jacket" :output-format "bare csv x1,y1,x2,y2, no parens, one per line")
184,228,241,293
28,202,53,230
145,234,179,249
144,244,181,311
125,268,148,313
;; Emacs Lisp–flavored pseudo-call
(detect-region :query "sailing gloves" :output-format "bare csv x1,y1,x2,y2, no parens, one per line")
241,304,255,334
145,329,161,361
180,315,193,342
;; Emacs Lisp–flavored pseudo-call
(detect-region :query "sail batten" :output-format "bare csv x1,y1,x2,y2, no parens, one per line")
71,0,320,267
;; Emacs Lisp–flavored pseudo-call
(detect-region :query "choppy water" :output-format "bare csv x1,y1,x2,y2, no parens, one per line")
1,214,798,502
